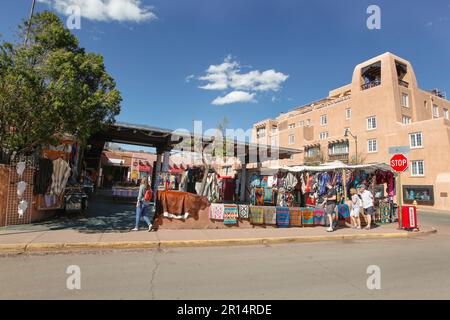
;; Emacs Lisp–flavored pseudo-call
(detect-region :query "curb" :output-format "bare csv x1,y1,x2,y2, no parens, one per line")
0,228,437,254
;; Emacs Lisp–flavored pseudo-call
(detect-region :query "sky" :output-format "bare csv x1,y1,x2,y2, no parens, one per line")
1,0,450,139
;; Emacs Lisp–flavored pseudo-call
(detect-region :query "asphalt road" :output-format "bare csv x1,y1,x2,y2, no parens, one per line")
0,211,449,300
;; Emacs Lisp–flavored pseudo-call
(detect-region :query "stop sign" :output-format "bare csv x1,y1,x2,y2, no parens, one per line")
390,154,408,172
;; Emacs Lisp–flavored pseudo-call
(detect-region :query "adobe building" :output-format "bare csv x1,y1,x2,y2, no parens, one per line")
253,52,450,211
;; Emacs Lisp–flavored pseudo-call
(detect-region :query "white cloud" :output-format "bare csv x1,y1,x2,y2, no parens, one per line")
212,91,256,106
185,74,195,83
37,0,157,22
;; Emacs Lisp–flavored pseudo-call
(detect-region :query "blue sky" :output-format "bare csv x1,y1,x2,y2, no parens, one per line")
1,0,450,136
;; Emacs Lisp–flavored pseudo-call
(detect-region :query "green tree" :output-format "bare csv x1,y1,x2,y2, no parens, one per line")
0,11,121,155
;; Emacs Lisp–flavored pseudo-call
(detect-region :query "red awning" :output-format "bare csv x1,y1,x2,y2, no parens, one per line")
139,165,152,172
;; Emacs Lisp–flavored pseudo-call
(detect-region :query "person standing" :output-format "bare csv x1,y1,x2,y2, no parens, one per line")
132,178,155,232
359,184,375,230
350,188,362,229
324,182,337,232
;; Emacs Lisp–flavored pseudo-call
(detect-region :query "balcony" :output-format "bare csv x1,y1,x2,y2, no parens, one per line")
399,80,409,88
328,153,350,163
361,79,381,91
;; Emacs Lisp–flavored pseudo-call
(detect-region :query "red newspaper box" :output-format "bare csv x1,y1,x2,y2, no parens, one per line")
398,205,418,229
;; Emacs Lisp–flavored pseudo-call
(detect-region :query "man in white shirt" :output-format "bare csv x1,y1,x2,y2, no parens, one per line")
359,184,375,230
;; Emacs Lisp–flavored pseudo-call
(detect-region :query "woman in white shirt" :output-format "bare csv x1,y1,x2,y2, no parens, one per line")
350,188,362,229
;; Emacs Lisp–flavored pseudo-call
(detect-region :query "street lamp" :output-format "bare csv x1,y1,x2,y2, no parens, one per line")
344,128,358,164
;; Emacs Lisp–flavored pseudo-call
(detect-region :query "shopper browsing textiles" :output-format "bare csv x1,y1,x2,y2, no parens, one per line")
132,177,155,232
350,188,362,229
359,184,375,230
323,182,337,232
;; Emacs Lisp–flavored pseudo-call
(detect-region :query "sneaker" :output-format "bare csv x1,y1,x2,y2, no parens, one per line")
357,226,362,230
148,224,153,232
326,227,333,232
365,226,371,230
131,227,139,231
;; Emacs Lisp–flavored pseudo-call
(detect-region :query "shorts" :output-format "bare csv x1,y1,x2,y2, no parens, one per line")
350,208,360,218
364,206,375,216
325,203,336,216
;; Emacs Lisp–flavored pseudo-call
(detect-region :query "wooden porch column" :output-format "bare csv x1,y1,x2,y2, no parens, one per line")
240,163,247,202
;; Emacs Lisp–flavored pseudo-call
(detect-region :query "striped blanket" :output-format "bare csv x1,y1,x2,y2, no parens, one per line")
301,207,314,226
238,205,249,219
263,206,277,225
223,204,238,225
313,208,326,226
289,207,302,227
250,206,264,225
209,203,224,220
276,207,290,228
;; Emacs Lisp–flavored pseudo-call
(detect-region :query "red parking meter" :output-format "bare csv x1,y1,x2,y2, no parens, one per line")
398,206,418,229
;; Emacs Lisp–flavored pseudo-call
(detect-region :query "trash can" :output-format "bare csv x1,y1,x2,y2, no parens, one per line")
398,205,418,229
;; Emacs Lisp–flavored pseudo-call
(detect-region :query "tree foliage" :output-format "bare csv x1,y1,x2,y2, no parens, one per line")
0,11,121,155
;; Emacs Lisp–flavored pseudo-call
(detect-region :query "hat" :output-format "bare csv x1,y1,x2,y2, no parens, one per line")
359,184,366,189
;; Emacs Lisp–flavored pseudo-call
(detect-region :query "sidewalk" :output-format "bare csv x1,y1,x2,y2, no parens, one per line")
0,223,437,253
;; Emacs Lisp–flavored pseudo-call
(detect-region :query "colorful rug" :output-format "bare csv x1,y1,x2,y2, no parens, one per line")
301,207,314,226
255,188,265,206
209,203,224,220
263,187,273,203
250,206,264,225
238,204,249,219
338,204,350,221
263,206,277,225
379,203,391,224
276,207,290,228
289,207,302,227
223,204,238,225
313,208,325,226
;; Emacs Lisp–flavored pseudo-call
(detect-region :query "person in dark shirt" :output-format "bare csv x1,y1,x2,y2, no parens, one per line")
324,182,337,232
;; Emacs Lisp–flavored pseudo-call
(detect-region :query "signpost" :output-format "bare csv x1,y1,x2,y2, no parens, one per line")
390,153,408,229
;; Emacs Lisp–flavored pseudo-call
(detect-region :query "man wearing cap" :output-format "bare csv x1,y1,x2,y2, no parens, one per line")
359,184,374,230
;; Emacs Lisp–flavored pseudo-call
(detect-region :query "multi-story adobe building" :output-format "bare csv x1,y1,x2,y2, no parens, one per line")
252,52,450,211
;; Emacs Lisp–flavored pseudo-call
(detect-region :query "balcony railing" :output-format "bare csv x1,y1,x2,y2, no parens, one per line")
328,153,350,163
399,80,409,88
361,79,381,91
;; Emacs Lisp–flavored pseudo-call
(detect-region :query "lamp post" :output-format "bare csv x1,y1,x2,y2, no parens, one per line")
344,129,358,164
24,0,37,46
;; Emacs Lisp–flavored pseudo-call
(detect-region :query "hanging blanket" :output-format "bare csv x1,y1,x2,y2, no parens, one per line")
313,208,326,226
276,207,290,228
255,188,265,206
238,204,249,219
209,203,224,220
338,204,350,221
263,187,273,203
250,206,264,225
301,207,314,226
263,206,277,225
289,207,302,227
379,202,391,224
223,204,238,225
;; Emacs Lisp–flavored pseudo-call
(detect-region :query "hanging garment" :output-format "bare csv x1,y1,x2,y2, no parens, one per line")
16,161,26,178
338,204,350,221
289,207,303,227
18,200,28,219
249,206,264,225
223,204,238,225
284,173,298,191
263,187,273,203
305,194,316,207
209,203,224,220
301,207,314,226
238,204,249,219
221,179,236,201
267,176,275,187
313,208,326,226
260,176,268,187
276,207,290,228
33,158,53,195
255,187,265,206
249,174,261,188
263,206,277,225
50,158,71,196
17,181,27,198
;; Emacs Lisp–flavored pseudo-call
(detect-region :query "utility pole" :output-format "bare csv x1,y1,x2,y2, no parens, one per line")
24,0,37,46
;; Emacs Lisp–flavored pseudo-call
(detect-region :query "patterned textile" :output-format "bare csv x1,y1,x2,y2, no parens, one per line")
238,205,249,219
301,207,314,226
255,188,265,206
263,187,273,203
223,204,238,225
379,202,391,224
313,208,326,226
276,207,290,228
209,203,224,220
289,207,302,227
263,206,277,225
338,204,350,221
249,206,264,225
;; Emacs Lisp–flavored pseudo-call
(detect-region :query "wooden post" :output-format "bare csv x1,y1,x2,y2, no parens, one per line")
342,168,348,202
240,163,247,202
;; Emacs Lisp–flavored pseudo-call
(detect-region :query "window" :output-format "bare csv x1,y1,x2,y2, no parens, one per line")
444,108,449,120
299,120,305,127
288,123,296,129
306,147,320,158
367,116,377,130
433,105,439,118
402,116,411,124
288,134,295,145
319,132,329,140
271,136,278,147
257,127,266,137
320,114,328,126
411,160,425,176
345,108,352,120
367,139,377,153
306,119,311,126
329,143,349,155
409,132,423,149
271,126,278,134
402,93,409,107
